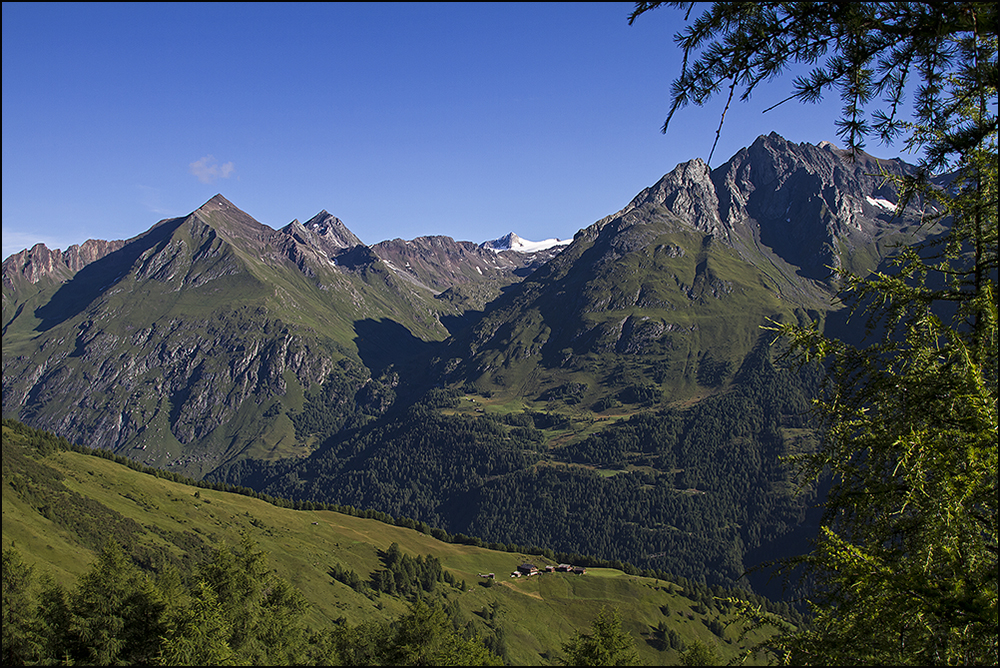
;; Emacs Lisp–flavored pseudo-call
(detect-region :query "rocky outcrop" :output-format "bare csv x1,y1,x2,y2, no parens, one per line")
711,132,925,279
624,157,724,234
3,311,340,451
280,210,364,259
2,238,127,287
603,132,931,283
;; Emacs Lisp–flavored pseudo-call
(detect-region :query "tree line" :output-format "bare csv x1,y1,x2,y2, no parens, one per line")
1,539,503,666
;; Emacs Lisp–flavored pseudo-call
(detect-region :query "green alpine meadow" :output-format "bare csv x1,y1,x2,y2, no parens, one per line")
2,419,785,666
3,2,996,665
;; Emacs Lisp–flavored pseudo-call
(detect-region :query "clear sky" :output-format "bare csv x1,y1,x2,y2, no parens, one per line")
2,2,920,260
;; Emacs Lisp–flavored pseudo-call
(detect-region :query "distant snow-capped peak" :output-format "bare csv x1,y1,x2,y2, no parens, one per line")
481,232,571,253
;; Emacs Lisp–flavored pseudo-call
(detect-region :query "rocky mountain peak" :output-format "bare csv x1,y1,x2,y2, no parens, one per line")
587,132,930,284
299,210,364,249
196,193,238,212
623,157,722,235
483,232,523,251
188,194,273,248
709,132,924,279
276,211,366,274
2,238,127,289
481,232,570,254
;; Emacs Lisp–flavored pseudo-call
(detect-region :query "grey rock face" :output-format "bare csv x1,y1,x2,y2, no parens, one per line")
603,132,931,284
625,157,724,234
3,238,128,287
711,132,924,279
281,210,364,257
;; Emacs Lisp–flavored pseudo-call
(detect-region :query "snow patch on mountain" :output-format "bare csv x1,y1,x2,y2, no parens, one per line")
866,196,897,211
481,232,571,253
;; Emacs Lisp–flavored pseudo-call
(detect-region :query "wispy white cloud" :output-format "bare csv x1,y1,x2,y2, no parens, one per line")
3,230,69,260
136,185,179,216
189,155,236,184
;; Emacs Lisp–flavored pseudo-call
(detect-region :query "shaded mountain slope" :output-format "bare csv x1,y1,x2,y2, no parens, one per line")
3,196,461,477
430,133,946,410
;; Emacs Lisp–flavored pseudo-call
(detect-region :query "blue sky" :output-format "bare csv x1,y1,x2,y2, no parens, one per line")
2,2,919,260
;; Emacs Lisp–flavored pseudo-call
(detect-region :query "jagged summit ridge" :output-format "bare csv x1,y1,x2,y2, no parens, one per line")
280,210,364,260
2,238,128,289
608,131,929,282
3,133,931,302
302,210,363,249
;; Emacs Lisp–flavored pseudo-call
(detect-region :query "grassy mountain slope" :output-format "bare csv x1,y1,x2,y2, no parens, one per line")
1,196,468,478
433,209,811,411
2,419,787,666
432,134,945,415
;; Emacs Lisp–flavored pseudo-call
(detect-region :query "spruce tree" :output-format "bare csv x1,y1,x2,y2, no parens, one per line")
66,540,166,665
560,605,642,666
2,548,45,665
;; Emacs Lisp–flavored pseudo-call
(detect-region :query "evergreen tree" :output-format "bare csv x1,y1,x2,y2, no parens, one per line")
2,548,45,665
629,2,998,664
678,639,722,666
382,600,504,666
195,536,310,665
310,618,387,666
560,605,642,666
4,535,507,666
67,540,166,666
158,579,236,666
35,572,72,664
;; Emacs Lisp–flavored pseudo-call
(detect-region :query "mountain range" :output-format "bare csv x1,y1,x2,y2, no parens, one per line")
2,132,948,596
